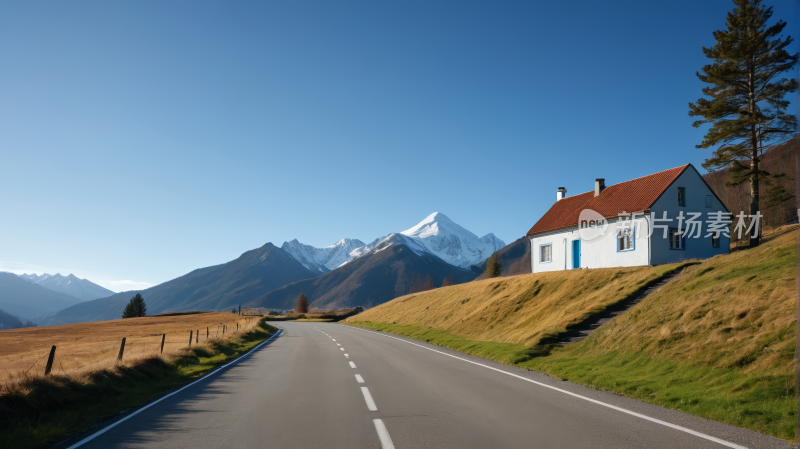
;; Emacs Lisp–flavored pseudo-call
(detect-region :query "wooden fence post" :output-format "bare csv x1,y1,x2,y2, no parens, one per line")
206,327,209,339
196,330,199,343
189,330,193,346
118,338,126,361
44,345,56,375
160,334,166,354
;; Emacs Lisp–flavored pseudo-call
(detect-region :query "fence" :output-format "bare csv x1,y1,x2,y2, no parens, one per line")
0,314,262,383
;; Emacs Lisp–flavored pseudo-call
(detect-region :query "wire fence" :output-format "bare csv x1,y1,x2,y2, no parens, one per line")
0,315,262,384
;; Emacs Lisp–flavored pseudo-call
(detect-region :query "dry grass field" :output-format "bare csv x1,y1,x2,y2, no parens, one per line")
0,312,260,383
349,261,687,346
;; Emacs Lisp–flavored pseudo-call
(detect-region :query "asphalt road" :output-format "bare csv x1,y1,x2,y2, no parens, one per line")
61,322,793,449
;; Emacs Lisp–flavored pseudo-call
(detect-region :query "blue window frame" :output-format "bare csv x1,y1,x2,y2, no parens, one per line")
677,187,686,207
669,228,684,250
617,227,635,252
539,243,553,263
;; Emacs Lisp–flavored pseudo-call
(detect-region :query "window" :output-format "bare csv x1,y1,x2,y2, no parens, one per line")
677,187,686,207
669,228,684,250
705,195,712,208
618,228,634,251
712,235,720,248
540,244,552,263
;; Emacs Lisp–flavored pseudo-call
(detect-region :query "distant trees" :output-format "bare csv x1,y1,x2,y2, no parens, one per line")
122,293,147,318
295,293,309,314
485,253,502,278
409,274,436,294
688,0,798,246
441,275,454,287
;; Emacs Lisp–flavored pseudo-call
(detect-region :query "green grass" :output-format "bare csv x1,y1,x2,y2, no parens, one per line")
346,321,795,442
0,321,279,449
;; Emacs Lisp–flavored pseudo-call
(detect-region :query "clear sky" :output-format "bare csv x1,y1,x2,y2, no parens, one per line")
1,0,797,291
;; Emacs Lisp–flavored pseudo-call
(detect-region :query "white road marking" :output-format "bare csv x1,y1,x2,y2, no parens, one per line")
373,419,395,449
332,339,336,341
344,354,349,358
340,348,345,351
350,327,749,449
65,329,284,449
355,374,365,383
337,343,341,346
349,361,357,368
361,387,378,411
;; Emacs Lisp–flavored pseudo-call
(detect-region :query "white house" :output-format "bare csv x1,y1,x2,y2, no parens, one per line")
527,164,730,273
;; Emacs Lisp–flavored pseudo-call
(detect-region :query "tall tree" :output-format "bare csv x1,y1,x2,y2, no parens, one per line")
295,293,309,314
423,275,434,291
408,274,424,294
485,253,502,278
122,293,147,318
440,275,455,287
689,0,798,246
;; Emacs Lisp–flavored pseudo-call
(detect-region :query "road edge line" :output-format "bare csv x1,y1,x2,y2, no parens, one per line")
65,328,283,449
348,326,748,449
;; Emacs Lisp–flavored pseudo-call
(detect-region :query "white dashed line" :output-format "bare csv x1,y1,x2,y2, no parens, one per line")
344,354,349,358
373,419,395,449
332,339,336,341
349,361,356,368
355,374,365,383
361,387,377,411
337,343,341,346
349,326,748,449
340,348,345,351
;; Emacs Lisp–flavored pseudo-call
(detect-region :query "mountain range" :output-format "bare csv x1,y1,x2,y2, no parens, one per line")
0,272,84,320
34,212,509,325
18,273,114,301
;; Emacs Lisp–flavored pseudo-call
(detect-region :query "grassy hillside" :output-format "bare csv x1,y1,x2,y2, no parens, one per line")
350,261,689,347
347,226,797,441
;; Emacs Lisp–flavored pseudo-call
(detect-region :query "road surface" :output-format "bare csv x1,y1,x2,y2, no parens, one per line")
60,322,792,449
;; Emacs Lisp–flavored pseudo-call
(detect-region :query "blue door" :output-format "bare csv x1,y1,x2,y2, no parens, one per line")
572,240,581,269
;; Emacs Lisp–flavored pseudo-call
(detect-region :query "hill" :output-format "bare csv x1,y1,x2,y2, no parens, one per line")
19,273,114,301
347,226,798,441
39,243,316,325
245,237,479,311
0,272,82,320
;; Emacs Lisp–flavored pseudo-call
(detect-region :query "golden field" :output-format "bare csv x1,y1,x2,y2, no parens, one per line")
0,312,260,382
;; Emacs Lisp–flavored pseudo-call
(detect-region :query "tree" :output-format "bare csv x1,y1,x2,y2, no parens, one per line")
485,252,502,278
122,293,147,318
423,275,434,291
409,274,425,294
688,0,798,246
441,275,454,287
295,293,309,314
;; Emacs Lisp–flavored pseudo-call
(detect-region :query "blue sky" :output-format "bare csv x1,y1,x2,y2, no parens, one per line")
1,0,797,291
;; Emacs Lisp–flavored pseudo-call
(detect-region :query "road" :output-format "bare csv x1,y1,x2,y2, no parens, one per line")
61,322,792,449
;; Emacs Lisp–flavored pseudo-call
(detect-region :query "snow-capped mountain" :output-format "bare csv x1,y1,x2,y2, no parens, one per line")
18,273,114,301
399,212,505,268
281,238,374,273
283,212,505,271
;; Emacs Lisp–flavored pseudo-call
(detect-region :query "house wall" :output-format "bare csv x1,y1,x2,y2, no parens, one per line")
530,215,650,273
649,167,730,265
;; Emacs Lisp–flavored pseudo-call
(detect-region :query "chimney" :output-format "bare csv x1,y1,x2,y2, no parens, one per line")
556,187,567,201
594,178,605,197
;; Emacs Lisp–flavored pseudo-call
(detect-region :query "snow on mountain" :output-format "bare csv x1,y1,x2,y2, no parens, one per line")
18,273,114,302
399,212,506,268
281,238,370,273
283,212,506,272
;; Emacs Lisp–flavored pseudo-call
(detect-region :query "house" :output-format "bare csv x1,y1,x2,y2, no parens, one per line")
527,164,730,273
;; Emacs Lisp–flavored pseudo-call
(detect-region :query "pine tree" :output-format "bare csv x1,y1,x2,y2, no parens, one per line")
485,253,502,278
441,275,455,287
688,0,798,246
295,293,309,314
121,293,147,318
423,276,434,291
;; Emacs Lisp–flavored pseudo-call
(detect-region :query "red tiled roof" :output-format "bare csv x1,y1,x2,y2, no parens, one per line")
526,164,690,236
